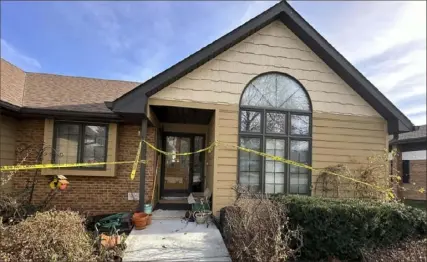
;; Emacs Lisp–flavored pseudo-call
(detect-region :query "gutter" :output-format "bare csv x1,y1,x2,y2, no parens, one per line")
0,100,122,121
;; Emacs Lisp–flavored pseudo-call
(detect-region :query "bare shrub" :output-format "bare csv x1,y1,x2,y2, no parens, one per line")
314,164,352,198
0,210,96,262
314,150,415,201
0,193,28,223
362,238,427,262
222,185,302,262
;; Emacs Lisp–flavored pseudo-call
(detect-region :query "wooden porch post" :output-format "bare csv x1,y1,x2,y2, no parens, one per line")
139,118,148,211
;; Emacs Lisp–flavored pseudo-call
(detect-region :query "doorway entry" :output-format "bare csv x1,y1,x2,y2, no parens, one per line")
160,133,205,197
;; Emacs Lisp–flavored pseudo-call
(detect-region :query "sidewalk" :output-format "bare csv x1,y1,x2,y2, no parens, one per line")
122,211,231,262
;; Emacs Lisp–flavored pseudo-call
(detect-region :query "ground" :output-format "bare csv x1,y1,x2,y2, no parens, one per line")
123,210,231,262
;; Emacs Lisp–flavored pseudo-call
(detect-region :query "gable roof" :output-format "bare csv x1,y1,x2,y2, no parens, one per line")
111,1,415,134
1,58,140,117
389,125,427,145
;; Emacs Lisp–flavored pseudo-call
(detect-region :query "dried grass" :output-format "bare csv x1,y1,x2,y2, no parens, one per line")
0,210,96,262
222,186,303,262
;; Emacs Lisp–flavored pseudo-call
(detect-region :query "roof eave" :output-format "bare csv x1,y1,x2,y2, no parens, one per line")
278,3,414,133
109,1,415,134
109,1,284,112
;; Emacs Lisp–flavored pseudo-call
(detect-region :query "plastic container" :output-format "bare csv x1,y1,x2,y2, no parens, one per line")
144,204,153,215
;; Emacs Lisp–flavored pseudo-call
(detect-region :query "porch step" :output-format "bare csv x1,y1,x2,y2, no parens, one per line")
158,199,188,204
151,210,187,220
155,202,190,211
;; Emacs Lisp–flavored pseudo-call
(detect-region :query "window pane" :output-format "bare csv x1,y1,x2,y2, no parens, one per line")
275,184,285,193
55,124,80,164
265,172,274,183
265,184,275,194
290,140,310,194
192,136,204,191
264,138,286,194
83,125,107,167
275,172,285,184
266,112,286,134
240,111,261,132
239,137,261,190
291,115,310,135
240,73,311,111
291,140,309,164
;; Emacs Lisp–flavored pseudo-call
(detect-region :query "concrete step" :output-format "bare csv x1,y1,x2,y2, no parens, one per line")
151,210,187,220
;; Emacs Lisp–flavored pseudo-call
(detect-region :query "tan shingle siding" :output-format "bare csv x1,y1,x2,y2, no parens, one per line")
152,21,381,117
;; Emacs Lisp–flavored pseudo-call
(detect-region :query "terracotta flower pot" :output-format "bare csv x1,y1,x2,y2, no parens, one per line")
132,212,148,230
146,214,152,225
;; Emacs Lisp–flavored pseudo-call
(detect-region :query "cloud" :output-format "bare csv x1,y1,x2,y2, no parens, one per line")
53,1,176,82
1,38,41,71
297,1,426,125
14,1,422,126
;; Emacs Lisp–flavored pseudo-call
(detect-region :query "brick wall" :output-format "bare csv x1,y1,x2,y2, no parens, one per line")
402,160,426,201
11,119,157,215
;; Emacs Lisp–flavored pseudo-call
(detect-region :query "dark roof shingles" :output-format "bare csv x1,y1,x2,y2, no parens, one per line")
22,73,140,113
389,125,426,143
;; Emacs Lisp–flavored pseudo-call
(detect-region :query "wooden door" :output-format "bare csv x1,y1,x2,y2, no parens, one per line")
163,136,191,195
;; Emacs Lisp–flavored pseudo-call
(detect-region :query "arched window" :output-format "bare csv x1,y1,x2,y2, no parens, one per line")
238,72,312,194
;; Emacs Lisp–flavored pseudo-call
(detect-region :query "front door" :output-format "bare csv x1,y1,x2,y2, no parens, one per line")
161,134,205,197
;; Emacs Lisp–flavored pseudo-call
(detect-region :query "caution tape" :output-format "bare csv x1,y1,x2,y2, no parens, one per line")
3,138,421,199
217,141,392,197
0,160,146,172
142,140,216,156
142,140,393,197
130,141,142,180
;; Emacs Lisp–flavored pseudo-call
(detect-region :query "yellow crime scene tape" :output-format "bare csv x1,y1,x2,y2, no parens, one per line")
142,139,394,198
142,139,216,156
3,139,423,198
0,160,147,172
130,141,142,180
217,141,393,197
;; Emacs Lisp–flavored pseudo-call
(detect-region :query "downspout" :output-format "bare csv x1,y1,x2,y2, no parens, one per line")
139,118,148,211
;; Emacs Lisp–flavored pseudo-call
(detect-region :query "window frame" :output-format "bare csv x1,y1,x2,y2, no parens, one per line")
238,72,313,195
402,160,411,184
52,121,109,171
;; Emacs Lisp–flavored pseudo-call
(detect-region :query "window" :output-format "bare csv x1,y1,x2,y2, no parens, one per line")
239,72,312,194
402,160,410,183
53,122,108,169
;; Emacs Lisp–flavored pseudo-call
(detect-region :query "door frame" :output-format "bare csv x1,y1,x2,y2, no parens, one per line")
160,132,206,197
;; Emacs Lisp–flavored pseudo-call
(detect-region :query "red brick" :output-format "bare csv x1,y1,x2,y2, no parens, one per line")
11,119,158,215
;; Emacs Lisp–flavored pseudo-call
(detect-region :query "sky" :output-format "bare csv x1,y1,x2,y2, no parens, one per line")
1,1,426,125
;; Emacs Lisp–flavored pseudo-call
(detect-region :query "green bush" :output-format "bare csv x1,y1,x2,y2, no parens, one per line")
272,195,427,261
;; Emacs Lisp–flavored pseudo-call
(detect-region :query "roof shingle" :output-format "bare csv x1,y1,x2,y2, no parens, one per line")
1,58,140,113
0,59,26,107
389,125,426,144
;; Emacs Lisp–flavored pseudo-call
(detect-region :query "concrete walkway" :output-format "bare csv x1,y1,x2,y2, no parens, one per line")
123,211,231,261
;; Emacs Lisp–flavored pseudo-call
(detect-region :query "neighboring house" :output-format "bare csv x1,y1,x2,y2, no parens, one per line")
389,125,427,202
0,2,416,216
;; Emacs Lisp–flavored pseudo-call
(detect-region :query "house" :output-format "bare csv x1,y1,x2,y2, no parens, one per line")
389,125,426,203
0,1,416,216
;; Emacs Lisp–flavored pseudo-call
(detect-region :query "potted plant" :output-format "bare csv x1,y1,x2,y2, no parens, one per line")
132,212,148,230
